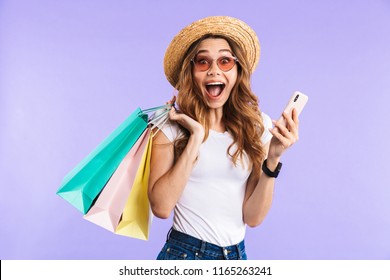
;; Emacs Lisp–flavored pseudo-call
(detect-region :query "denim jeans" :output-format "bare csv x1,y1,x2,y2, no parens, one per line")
156,228,247,260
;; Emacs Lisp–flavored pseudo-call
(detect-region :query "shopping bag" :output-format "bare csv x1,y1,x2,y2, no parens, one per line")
83,128,151,232
57,107,149,214
115,128,153,240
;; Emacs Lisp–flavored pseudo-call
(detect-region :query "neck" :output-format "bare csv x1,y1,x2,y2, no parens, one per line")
209,108,226,132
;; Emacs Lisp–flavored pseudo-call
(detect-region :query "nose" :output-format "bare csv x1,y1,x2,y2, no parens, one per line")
207,60,221,76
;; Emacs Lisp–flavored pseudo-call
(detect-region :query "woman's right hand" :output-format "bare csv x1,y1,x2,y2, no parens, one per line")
167,96,205,142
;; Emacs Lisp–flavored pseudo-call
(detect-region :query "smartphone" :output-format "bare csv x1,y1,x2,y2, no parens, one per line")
278,91,308,127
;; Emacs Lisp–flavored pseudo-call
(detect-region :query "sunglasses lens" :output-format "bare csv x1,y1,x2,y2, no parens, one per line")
193,56,210,71
217,57,236,71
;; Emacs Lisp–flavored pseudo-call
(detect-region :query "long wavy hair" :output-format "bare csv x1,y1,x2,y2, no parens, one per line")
173,34,266,178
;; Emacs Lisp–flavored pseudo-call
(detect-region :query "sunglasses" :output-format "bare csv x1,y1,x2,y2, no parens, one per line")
191,55,239,72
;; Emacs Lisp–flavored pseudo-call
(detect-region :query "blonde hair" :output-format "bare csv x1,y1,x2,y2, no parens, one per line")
174,35,266,178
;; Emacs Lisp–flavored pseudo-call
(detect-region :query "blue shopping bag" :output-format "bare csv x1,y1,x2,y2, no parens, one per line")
57,105,169,214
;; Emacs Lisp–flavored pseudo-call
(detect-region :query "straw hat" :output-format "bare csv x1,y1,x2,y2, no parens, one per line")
164,16,260,88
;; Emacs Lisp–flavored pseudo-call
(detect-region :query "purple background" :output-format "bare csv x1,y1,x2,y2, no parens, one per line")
1,0,390,260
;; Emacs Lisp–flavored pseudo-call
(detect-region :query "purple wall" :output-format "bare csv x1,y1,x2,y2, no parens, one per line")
1,0,389,259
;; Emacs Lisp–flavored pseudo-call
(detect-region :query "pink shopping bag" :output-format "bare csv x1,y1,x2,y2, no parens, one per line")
83,128,151,232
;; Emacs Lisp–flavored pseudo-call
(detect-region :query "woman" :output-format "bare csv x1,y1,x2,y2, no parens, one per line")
148,16,299,260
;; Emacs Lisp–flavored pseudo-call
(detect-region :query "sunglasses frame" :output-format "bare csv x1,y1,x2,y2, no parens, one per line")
191,55,239,72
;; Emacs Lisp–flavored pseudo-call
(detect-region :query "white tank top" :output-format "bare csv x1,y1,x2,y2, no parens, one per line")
160,113,272,246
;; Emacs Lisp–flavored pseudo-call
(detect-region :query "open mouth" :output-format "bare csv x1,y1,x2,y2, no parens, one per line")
206,82,225,98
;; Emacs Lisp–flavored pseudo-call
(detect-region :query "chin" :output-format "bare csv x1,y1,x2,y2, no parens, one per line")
204,95,229,109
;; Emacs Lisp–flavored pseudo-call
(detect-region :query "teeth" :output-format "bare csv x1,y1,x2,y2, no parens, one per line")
206,82,224,86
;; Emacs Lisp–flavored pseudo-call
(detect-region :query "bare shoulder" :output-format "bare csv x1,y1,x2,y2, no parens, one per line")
152,128,173,145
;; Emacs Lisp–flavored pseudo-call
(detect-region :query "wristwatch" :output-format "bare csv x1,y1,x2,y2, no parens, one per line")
262,159,282,178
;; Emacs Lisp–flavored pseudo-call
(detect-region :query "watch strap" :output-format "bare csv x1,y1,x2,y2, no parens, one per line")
262,159,282,178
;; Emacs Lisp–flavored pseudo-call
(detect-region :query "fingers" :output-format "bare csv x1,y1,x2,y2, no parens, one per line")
269,127,294,149
291,107,299,124
168,106,185,123
168,107,205,139
168,106,178,120
269,122,295,148
282,110,299,139
166,96,176,105
269,109,300,148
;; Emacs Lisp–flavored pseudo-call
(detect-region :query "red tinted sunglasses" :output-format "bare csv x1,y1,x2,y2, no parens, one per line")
192,55,239,72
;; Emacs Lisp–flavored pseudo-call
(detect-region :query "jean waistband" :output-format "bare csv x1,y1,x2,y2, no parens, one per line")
167,228,245,259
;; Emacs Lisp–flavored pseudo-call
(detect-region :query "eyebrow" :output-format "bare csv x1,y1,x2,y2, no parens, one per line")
196,49,233,55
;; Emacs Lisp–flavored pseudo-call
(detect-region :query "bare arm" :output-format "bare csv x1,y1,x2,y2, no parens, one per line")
148,107,204,219
243,109,300,227
243,149,278,227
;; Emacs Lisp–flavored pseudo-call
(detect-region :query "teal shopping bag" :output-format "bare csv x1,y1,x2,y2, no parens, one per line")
57,108,149,214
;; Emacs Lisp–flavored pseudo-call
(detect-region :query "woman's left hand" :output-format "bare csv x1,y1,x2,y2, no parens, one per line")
267,108,300,160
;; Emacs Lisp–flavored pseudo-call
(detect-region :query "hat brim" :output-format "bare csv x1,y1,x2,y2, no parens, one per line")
164,16,260,88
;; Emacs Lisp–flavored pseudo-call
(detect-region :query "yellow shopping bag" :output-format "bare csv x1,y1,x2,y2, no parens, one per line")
115,128,153,240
